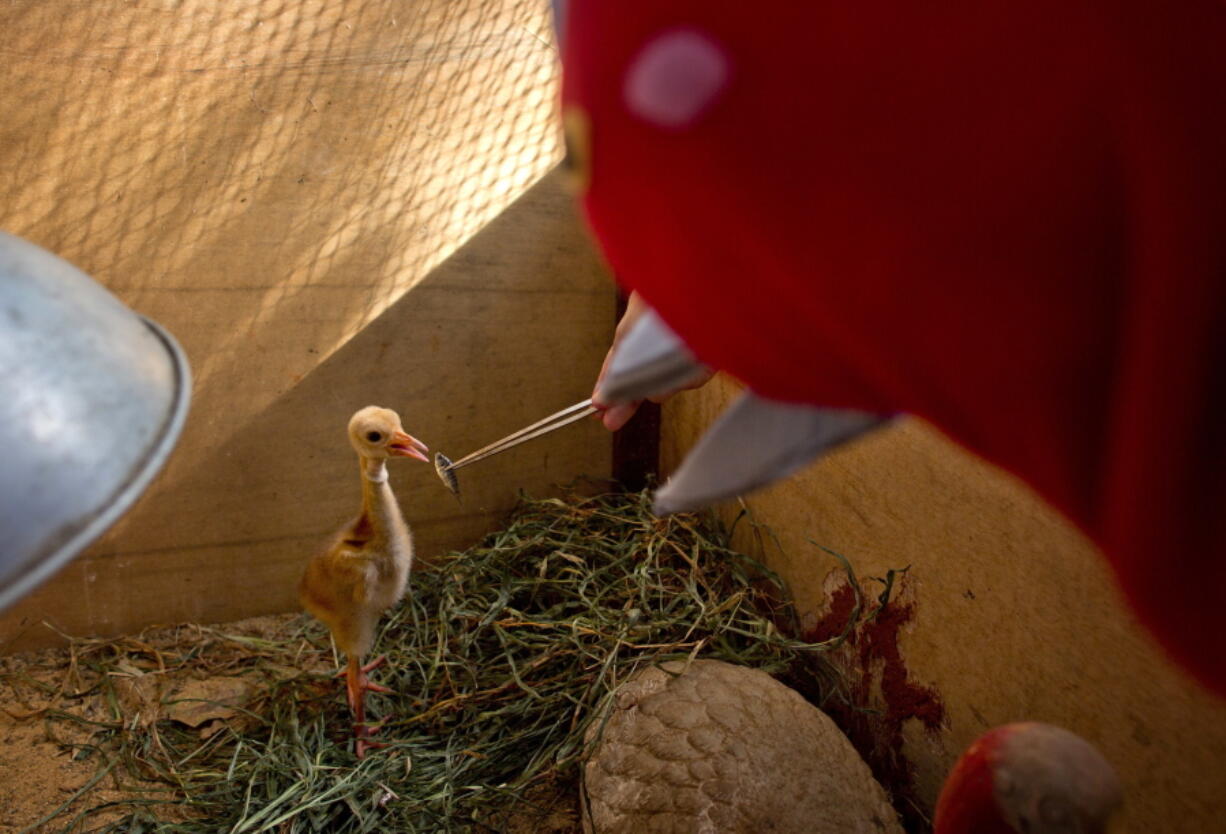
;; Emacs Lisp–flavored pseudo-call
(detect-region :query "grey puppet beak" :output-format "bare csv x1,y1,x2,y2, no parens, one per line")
652,392,889,514
595,308,711,404
596,304,889,514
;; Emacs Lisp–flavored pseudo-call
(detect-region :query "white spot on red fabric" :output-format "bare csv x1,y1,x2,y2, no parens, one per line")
623,29,730,129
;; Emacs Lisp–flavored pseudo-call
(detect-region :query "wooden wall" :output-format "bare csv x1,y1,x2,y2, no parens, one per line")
0,0,615,651
662,376,1226,833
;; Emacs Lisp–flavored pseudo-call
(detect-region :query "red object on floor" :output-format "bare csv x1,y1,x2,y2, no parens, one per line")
561,1,1226,696
932,726,1016,834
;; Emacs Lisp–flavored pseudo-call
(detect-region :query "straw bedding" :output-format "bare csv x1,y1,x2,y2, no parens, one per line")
1,487,856,833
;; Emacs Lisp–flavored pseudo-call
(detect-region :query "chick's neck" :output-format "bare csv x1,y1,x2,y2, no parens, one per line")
357,456,404,535
362,456,389,484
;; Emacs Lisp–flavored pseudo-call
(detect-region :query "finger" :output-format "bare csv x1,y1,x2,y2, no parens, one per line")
601,401,641,431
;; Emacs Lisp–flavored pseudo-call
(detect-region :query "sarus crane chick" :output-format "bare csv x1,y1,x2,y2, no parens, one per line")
300,406,429,758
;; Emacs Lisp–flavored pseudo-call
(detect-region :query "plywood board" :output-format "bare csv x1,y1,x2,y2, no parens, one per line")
0,168,615,652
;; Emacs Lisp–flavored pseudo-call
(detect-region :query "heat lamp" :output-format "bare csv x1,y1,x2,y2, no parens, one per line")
0,231,191,612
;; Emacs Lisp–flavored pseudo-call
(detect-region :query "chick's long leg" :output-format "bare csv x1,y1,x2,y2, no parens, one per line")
341,655,395,759
337,655,394,710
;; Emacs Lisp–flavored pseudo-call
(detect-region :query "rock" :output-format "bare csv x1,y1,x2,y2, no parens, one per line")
582,660,903,834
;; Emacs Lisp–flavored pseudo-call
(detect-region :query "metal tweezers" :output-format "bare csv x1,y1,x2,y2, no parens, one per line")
439,398,599,473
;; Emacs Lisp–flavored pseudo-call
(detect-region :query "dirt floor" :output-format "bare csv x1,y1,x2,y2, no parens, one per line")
0,615,290,832
1,615,580,833
0,667,132,832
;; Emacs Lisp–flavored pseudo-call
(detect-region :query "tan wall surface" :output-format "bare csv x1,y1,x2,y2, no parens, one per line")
663,376,1226,833
1,0,615,650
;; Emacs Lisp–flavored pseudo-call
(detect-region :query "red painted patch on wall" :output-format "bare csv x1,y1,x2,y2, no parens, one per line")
805,577,945,833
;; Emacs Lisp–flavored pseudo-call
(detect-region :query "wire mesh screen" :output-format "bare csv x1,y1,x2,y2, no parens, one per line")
0,0,562,423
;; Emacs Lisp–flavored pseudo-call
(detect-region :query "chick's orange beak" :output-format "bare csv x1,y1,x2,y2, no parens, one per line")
389,431,429,462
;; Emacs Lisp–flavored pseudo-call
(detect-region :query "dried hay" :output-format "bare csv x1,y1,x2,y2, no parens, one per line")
2,487,858,833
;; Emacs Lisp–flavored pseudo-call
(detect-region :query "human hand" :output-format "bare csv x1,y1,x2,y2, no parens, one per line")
592,292,715,431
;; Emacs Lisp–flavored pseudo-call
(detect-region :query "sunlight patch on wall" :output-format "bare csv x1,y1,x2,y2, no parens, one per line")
0,0,564,465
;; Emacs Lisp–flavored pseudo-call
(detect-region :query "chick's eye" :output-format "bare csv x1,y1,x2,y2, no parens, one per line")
366,431,383,443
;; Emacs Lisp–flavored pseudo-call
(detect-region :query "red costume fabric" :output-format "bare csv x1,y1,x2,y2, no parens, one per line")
561,1,1226,695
